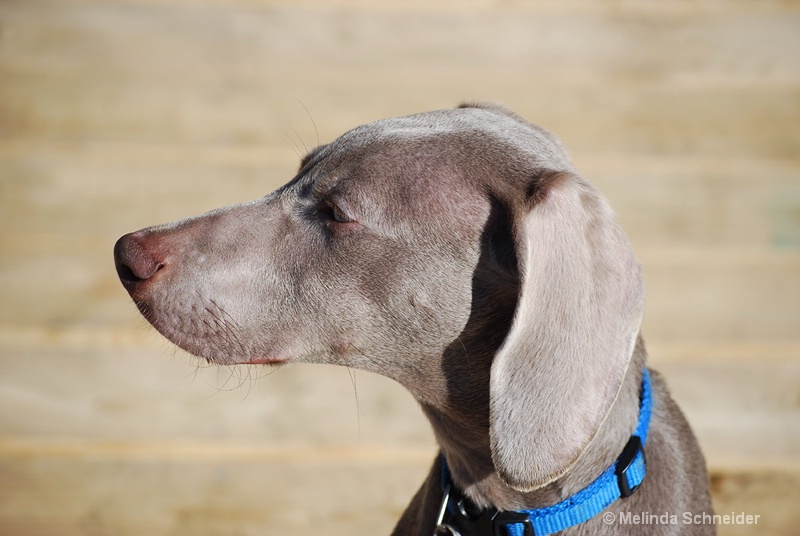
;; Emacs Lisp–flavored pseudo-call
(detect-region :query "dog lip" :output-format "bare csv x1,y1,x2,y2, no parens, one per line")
245,356,289,365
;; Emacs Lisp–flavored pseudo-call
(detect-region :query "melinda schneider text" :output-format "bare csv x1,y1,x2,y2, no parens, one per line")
616,511,760,526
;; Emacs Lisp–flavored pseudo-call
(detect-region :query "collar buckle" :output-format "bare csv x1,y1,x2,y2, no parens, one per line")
437,486,536,536
453,497,534,536
488,511,535,536
615,435,644,498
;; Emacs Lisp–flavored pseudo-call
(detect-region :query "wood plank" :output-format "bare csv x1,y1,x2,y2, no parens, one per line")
647,340,800,364
638,252,800,341
9,0,800,10
0,438,435,465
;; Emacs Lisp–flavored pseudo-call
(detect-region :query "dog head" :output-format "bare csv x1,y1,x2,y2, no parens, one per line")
114,103,644,491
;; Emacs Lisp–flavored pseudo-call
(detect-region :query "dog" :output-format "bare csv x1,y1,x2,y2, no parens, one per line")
114,103,714,535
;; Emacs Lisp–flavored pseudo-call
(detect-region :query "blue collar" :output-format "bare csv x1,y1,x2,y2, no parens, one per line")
436,368,653,536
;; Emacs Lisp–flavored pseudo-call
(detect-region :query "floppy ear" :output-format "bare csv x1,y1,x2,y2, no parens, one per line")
489,172,645,491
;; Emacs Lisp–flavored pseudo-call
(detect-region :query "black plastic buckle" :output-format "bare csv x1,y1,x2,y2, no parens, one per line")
615,435,644,498
490,511,535,536
455,498,535,536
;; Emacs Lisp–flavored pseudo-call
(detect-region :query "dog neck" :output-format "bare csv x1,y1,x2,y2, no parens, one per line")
420,336,647,512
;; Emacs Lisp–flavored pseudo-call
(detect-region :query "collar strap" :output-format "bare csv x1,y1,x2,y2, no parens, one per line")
436,368,653,536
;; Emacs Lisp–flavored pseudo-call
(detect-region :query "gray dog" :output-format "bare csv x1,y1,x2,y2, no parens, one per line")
114,104,714,535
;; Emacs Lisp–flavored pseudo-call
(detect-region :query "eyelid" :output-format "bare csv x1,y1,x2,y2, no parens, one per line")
322,200,357,225
330,202,353,223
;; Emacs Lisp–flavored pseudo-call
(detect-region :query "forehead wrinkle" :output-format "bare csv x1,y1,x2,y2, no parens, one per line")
294,158,347,200
310,170,346,199
299,136,388,200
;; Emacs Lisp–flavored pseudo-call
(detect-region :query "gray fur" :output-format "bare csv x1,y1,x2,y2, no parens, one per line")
114,104,714,535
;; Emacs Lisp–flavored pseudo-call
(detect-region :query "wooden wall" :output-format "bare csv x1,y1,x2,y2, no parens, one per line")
1,1,798,534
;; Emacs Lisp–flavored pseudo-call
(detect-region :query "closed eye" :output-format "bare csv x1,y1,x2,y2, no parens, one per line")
319,201,357,225
330,203,353,224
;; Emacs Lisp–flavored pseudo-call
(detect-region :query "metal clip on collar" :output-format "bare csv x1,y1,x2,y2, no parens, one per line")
433,483,536,536
434,484,461,535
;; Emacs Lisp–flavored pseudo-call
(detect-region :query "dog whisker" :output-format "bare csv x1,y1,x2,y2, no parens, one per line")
295,98,320,147
343,364,361,434
456,335,474,377
206,297,249,358
280,132,305,160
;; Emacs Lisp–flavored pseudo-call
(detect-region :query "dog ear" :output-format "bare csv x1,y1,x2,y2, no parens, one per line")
489,172,645,491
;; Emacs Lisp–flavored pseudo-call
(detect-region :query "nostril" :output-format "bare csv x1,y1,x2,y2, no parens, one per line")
116,261,140,284
113,233,165,290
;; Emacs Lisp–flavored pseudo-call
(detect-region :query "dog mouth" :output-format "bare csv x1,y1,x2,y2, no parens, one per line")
159,328,292,367
131,296,292,366
189,350,291,367
243,356,290,365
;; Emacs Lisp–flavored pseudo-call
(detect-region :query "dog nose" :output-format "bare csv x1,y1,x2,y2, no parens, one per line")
114,232,165,293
